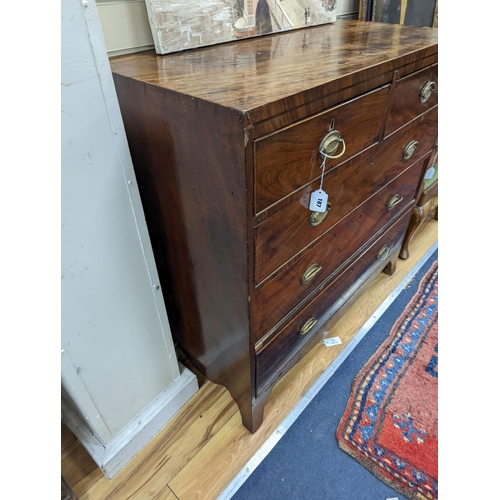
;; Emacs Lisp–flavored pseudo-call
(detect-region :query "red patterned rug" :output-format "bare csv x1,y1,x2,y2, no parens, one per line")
336,259,438,500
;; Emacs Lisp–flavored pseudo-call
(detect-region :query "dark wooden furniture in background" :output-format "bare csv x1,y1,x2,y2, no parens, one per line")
400,144,438,259
110,20,438,433
359,0,438,27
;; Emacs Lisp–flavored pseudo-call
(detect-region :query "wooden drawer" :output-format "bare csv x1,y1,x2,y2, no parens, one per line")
254,86,390,214
256,207,413,394
385,64,438,137
254,107,437,285
253,155,427,338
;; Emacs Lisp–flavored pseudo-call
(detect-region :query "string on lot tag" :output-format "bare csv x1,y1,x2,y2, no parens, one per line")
309,155,329,212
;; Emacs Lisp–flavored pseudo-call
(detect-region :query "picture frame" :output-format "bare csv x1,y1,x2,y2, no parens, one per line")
358,0,373,21
144,0,338,55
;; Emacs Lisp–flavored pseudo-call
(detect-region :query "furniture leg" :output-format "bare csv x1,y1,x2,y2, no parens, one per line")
382,252,398,276
239,390,271,433
399,202,431,260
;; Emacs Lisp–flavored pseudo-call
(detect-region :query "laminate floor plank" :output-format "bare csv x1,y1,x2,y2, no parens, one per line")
80,382,237,500
61,422,76,453
61,440,104,498
152,485,179,500
168,378,317,500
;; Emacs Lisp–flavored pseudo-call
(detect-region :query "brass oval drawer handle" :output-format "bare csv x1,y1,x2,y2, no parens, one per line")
403,140,419,160
299,317,318,336
420,80,436,103
319,130,347,159
301,263,322,285
376,245,390,261
309,202,331,227
387,194,403,211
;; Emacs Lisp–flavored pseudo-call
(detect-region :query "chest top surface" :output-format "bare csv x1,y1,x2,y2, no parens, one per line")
110,20,437,121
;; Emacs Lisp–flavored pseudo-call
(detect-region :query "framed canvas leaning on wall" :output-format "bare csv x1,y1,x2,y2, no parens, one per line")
144,0,338,55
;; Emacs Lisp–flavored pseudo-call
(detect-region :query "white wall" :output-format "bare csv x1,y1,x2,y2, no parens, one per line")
337,0,359,17
96,0,359,56
62,0,196,443
96,0,154,56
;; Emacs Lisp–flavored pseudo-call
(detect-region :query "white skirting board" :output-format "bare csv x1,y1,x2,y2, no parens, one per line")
61,364,198,479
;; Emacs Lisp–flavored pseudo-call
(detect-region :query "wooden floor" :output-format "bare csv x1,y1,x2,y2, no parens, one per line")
62,219,438,500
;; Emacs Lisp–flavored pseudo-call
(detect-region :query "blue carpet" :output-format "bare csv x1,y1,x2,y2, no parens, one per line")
232,249,438,500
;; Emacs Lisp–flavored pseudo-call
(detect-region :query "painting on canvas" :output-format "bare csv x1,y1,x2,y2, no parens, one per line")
145,0,337,55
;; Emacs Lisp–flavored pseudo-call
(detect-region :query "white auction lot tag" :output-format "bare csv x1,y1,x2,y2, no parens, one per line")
424,166,435,180
321,336,342,347
309,189,329,212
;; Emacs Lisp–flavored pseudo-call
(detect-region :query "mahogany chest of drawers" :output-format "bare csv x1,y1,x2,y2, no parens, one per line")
110,20,438,433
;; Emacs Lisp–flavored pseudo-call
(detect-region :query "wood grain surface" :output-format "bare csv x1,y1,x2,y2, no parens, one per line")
111,73,257,429
152,486,178,500
78,383,236,500
61,422,76,453
255,208,413,392
253,105,437,224
254,110,437,284
61,475,77,500
61,440,103,498
253,156,429,337
110,20,438,124
254,85,389,213
385,64,438,136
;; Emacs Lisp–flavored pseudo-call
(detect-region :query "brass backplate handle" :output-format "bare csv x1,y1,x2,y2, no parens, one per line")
301,263,322,285
319,130,346,159
403,140,419,160
299,317,318,336
376,245,390,261
387,194,403,211
309,202,331,227
420,80,436,103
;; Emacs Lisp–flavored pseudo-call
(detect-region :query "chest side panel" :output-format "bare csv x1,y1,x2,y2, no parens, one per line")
112,75,251,395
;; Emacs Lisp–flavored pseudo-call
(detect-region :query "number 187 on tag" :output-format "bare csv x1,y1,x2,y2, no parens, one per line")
309,189,329,212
